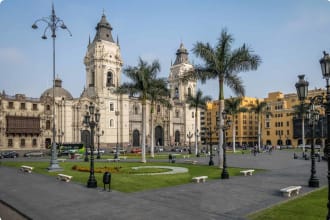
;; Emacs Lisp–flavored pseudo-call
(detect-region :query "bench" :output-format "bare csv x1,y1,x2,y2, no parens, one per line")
192,176,208,183
183,155,190,159
107,158,120,162
240,169,255,176
58,158,66,162
184,160,198,165
280,186,302,197
20,165,34,173
119,156,127,160
57,174,73,182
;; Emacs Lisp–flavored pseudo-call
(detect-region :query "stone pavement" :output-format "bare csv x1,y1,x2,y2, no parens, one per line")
0,150,328,220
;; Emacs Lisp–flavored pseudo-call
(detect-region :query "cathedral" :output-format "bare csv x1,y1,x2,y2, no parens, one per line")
0,14,200,152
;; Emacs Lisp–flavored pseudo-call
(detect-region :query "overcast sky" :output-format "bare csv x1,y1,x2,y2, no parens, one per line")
1,0,330,100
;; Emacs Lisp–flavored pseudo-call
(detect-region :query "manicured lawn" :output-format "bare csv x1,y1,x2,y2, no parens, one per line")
1,160,248,192
248,187,328,220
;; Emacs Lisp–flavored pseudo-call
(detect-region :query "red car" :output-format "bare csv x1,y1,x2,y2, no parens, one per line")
130,147,142,154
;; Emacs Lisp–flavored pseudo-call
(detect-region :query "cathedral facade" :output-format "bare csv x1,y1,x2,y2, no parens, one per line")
0,14,200,152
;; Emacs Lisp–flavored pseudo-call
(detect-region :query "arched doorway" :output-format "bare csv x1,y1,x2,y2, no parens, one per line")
175,130,180,145
133,130,140,146
266,140,272,146
155,126,163,146
81,130,91,148
45,138,51,149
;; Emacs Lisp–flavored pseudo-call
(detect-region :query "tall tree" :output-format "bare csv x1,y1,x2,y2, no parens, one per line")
292,103,309,152
189,29,261,167
119,57,161,163
225,97,247,152
186,89,212,156
249,99,270,151
148,78,171,158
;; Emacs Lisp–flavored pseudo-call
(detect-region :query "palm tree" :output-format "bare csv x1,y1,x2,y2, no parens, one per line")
119,57,161,163
148,78,171,158
186,89,212,156
190,29,261,167
249,99,270,151
225,97,247,152
292,103,309,152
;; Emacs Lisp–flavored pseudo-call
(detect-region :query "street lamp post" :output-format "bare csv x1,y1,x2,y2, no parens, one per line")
32,4,71,172
96,128,104,159
295,74,320,188
295,74,309,153
306,96,322,188
221,111,232,179
83,102,100,188
319,51,330,219
187,131,193,154
208,128,214,166
115,110,120,159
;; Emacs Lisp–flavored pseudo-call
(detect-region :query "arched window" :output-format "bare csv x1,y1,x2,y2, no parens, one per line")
134,105,139,114
110,119,114,128
90,71,95,87
107,72,113,87
175,87,179,99
46,105,50,111
188,87,191,96
157,105,160,113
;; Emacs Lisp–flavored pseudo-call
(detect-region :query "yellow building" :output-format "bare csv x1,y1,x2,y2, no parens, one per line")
204,88,326,149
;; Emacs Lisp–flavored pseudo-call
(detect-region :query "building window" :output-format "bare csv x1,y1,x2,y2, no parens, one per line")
188,87,191,96
267,131,270,136
32,139,37,147
175,88,179,99
46,105,51,111
8,139,13,148
32,104,38,110
8,102,14,109
192,112,194,118
20,139,25,147
175,110,180,118
106,72,113,87
110,102,114,111
134,105,139,114
110,119,114,128
46,120,51,130
20,103,26,110
157,105,160,113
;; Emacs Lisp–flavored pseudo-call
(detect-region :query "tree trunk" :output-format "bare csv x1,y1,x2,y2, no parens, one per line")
232,121,236,153
195,107,198,156
150,107,155,158
218,78,224,169
258,114,261,152
141,100,147,163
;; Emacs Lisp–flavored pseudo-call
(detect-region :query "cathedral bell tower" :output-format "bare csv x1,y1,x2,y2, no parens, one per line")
169,43,196,101
83,13,123,98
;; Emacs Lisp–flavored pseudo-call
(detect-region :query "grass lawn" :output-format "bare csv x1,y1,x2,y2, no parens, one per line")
248,187,328,220
1,160,248,193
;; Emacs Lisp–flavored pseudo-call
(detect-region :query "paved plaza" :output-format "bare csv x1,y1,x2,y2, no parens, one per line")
0,150,328,220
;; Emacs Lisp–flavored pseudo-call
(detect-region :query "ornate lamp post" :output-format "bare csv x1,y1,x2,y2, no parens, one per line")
295,74,309,152
32,4,71,171
187,131,193,154
83,102,100,188
319,51,330,219
221,111,232,179
296,74,321,188
96,128,104,159
114,110,120,159
306,96,322,188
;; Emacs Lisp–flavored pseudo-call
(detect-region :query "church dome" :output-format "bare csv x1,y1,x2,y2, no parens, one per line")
40,78,73,100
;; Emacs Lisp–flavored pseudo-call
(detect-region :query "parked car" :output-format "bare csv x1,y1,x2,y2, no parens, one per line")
2,151,19,158
130,147,142,153
24,151,44,157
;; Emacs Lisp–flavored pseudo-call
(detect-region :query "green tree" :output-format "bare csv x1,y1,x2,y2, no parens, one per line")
225,97,247,152
119,57,161,163
249,99,270,151
186,89,212,156
190,29,261,167
148,79,171,158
